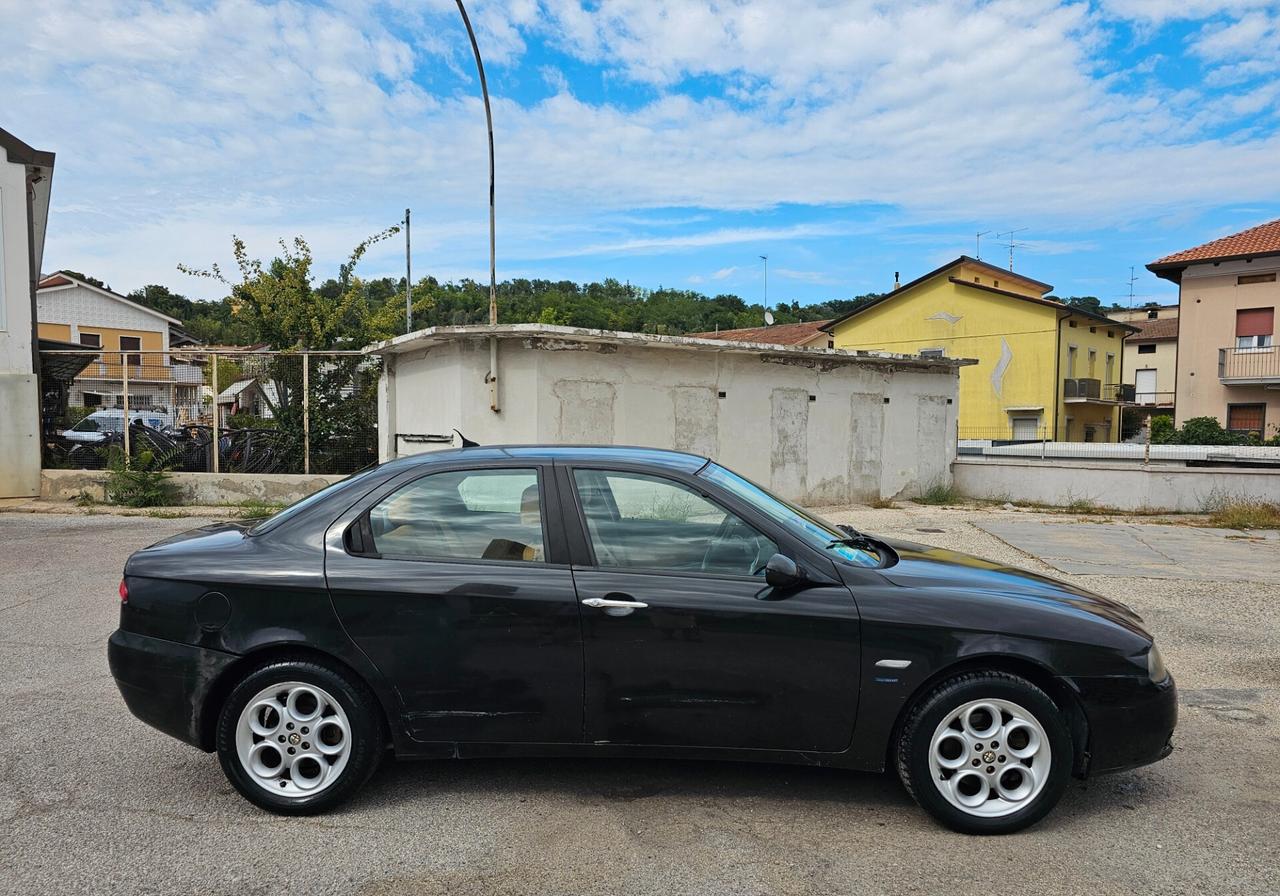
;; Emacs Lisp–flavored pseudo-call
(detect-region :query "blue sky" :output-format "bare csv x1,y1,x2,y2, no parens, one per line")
4,0,1280,311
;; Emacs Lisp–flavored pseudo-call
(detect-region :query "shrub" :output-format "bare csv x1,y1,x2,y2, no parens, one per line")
868,497,899,509
1149,415,1175,444
105,447,178,508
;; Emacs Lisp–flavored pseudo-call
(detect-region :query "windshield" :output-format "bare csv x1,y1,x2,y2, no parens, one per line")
249,466,381,535
700,464,884,567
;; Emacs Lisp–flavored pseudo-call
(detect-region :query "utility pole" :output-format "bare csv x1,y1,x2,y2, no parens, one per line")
975,230,991,260
404,208,412,332
760,255,768,308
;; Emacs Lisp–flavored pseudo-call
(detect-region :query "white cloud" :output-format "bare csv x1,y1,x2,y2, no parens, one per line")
1,0,1278,300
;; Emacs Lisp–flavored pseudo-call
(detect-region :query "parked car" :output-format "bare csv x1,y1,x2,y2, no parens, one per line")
108,446,1176,833
63,408,174,443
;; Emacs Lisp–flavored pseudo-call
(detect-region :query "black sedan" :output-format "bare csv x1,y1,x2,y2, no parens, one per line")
108,446,1175,834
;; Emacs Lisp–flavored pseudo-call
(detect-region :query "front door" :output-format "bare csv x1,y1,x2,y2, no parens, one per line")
563,466,861,753
325,464,583,744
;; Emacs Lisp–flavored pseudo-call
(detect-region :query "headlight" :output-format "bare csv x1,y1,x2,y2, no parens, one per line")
1147,645,1168,682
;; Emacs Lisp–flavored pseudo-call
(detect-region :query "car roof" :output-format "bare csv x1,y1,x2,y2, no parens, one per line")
379,444,710,474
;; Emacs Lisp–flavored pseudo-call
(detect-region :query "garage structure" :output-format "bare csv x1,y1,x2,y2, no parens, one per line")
366,324,974,504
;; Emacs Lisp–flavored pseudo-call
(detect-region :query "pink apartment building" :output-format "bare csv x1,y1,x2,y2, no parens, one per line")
1148,219,1280,439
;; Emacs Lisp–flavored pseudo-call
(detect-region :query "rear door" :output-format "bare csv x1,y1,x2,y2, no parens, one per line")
324,462,583,745
560,464,861,753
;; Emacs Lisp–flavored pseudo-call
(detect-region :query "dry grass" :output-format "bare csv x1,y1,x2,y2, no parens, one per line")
1206,499,1280,530
913,482,965,506
868,497,899,509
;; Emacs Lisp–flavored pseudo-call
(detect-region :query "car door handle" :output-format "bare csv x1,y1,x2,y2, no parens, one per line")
581,597,649,609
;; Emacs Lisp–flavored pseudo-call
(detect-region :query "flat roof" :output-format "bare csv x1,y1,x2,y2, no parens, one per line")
363,323,978,371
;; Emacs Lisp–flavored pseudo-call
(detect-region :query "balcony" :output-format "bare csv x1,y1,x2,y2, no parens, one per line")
1063,378,1134,405
1219,346,1280,384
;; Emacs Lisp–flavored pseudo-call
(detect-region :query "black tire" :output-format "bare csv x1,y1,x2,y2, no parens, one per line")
896,671,1073,835
215,658,385,815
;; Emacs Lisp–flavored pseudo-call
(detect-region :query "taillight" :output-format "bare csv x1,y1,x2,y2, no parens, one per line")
119,579,129,603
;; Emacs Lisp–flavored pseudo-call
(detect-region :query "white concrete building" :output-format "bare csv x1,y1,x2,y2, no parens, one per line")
367,324,973,504
0,128,54,497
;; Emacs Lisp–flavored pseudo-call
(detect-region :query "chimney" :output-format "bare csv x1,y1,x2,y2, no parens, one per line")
893,271,900,290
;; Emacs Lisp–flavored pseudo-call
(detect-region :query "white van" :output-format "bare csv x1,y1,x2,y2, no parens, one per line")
62,408,174,443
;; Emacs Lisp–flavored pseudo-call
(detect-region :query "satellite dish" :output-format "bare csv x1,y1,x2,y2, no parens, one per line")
764,311,775,326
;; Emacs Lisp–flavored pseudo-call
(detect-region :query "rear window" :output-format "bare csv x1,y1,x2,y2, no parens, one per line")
249,467,381,535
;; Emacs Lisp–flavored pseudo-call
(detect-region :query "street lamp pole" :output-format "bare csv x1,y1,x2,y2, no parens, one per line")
760,255,768,308
455,0,496,328
454,0,500,412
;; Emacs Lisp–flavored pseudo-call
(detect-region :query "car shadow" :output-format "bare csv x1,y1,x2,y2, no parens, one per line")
350,753,916,813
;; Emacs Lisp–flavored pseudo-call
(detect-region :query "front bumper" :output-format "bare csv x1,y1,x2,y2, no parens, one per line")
108,629,239,751
1073,672,1177,776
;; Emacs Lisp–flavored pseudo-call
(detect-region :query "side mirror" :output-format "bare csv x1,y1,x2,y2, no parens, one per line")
764,553,807,592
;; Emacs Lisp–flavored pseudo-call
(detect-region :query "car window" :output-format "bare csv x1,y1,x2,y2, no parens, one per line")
573,469,777,576
72,418,100,432
369,468,545,563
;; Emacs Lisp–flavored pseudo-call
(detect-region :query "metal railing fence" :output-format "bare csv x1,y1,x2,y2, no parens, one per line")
40,349,380,476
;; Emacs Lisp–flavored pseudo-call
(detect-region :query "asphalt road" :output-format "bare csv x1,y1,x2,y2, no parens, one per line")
1,508,1277,896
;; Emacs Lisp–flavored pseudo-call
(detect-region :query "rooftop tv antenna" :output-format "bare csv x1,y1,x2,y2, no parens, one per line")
997,229,1029,271
975,230,992,260
1127,266,1138,308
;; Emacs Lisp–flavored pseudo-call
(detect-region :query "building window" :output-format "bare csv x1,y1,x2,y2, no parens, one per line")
79,332,101,348
1137,343,1157,354
919,347,946,358
119,336,142,366
1067,345,1078,377
1068,320,1078,328
1235,308,1274,350
83,392,103,408
1226,404,1266,436
1146,309,1159,320
1237,272,1277,285
1105,353,1115,384
1087,348,1097,377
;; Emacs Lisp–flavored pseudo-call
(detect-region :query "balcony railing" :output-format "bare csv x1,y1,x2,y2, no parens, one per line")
1130,390,1175,407
1063,378,1134,403
1219,346,1280,383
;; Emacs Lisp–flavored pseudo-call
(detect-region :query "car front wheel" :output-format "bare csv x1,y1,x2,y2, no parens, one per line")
897,671,1073,834
216,658,384,814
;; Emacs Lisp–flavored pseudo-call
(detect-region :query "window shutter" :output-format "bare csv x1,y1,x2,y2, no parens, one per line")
1235,308,1274,337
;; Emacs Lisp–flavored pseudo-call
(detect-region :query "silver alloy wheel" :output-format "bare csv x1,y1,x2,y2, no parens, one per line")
234,681,352,798
927,697,1051,818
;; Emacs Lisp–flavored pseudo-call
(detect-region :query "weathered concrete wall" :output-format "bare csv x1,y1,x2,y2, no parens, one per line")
953,457,1280,512
42,469,343,505
383,336,961,503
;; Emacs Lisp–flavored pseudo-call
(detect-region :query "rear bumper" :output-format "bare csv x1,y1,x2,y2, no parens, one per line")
108,629,239,751
1074,672,1177,776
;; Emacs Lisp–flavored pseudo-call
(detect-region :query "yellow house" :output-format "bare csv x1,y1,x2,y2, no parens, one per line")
821,257,1138,442
36,271,206,419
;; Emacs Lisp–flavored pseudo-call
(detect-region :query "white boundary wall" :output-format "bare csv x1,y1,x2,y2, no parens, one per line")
953,457,1280,512
374,326,967,504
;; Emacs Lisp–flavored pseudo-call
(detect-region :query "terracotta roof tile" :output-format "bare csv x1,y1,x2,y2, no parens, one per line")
688,320,832,346
1150,218,1280,267
1124,316,1178,342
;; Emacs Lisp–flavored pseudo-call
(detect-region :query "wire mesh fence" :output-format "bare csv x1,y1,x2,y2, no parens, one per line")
40,350,380,476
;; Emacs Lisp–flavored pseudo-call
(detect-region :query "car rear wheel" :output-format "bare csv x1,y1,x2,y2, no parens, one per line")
216,658,384,814
897,671,1072,834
